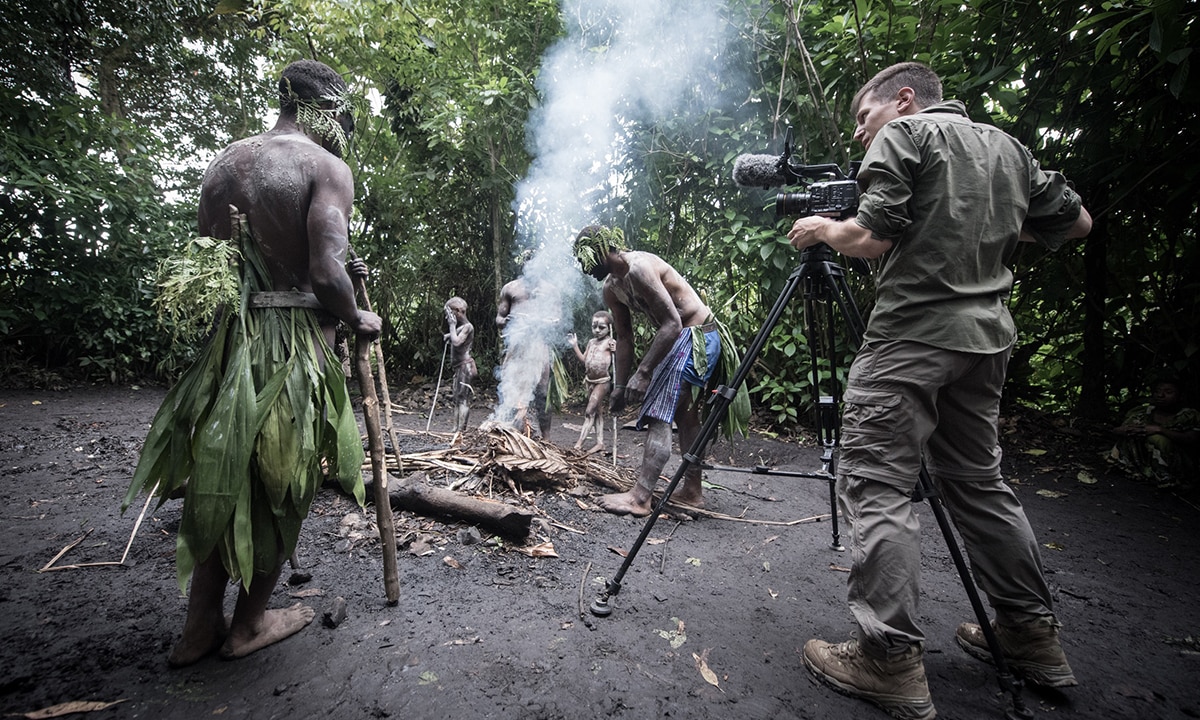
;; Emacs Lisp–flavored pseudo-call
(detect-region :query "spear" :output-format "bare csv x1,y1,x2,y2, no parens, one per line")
349,251,400,605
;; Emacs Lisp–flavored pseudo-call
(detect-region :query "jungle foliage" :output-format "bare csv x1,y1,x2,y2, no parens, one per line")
2,0,1196,432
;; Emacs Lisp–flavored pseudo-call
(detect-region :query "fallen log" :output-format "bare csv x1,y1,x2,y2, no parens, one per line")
367,471,535,540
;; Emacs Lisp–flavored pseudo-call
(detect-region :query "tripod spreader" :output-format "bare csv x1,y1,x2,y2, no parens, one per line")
695,460,843,551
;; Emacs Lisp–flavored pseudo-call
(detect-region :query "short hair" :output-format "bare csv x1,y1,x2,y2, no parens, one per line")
447,297,468,313
279,60,348,115
592,310,613,324
852,62,943,115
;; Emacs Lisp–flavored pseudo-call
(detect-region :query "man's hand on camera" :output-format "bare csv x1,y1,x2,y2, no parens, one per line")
788,216,832,250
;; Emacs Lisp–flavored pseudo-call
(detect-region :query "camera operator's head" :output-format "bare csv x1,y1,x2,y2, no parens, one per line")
851,62,943,150
574,225,626,281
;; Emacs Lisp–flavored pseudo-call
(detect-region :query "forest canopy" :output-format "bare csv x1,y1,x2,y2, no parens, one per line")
1,0,1196,430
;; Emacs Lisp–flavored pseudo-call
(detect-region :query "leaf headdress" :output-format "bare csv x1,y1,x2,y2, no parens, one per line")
284,78,357,155
574,225,626,273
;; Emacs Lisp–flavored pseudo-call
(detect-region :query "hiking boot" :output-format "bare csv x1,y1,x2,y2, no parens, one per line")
955,620,1077,688
803,638,936,720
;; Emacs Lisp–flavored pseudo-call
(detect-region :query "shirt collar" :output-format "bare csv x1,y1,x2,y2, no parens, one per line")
917,100,969,118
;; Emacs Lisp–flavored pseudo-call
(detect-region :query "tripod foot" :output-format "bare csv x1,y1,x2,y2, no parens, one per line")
589,596,612,617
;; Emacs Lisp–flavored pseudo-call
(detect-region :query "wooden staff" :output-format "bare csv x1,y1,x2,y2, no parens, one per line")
349,252,400,605
426,339,449,432
610,349,618,466
349,251,403,461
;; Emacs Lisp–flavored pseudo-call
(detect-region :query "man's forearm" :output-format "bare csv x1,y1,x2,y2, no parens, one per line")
311,257,362,325
789,216,891,258
819,218,891,258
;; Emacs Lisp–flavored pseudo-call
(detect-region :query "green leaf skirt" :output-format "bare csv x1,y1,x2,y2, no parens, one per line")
124,219,364,593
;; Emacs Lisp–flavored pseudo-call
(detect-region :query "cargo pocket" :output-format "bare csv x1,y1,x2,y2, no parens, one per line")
840,386,908,472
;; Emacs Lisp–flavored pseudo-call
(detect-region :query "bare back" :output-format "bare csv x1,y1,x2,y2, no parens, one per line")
196,124,366,337
604,251,710,329
198,130,353,292
496,278,531,328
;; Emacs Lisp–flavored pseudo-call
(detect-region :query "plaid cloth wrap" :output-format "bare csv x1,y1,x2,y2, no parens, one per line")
636,325,719,428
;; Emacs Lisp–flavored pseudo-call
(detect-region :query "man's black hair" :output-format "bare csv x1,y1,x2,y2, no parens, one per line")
279,60,348,115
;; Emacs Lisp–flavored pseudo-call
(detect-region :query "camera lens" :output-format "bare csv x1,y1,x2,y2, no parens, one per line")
775,192,810,217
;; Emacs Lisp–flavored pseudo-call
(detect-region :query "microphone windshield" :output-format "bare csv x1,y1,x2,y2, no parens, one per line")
732,154,789,188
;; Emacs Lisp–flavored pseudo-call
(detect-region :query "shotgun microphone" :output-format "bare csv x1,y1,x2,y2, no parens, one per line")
731,153,791,188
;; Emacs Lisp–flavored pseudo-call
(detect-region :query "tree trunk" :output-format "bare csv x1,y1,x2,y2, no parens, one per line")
1077,191,1109,419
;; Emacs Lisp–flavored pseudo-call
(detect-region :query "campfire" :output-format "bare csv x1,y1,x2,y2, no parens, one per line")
378,423,634,497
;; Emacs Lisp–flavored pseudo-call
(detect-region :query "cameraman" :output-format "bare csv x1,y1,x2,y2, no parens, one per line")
787,62,1092,720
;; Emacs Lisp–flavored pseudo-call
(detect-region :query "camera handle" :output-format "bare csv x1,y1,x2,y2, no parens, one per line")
588,242,1034,720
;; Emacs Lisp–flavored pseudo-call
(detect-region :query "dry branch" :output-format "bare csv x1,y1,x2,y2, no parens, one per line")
375,425,637,494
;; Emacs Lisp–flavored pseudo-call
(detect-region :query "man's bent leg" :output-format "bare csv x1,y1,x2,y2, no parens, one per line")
841,473,926,655
220,558,314,659
936,478,1054,621
803,475,937,720
669,388,704,507
596,419,671,516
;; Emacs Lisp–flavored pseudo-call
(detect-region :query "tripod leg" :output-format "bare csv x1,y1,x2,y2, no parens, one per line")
591,264,809,617
916,466,1032,719
824,472,842,550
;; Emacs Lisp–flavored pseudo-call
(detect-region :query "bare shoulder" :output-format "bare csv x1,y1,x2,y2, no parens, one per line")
501,279,529,302
623,250,667,271
206,133,351,192
623,251,672,284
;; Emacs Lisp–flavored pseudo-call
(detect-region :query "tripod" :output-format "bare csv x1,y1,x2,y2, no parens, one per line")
589,242,1035,720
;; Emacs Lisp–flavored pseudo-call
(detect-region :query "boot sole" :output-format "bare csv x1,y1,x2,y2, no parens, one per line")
955,634,1078,688
803,651,937,720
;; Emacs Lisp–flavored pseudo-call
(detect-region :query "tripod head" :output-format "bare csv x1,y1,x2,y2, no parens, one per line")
797,242,871,277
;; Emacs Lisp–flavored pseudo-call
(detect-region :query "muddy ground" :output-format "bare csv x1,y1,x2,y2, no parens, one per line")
1,383,1198,720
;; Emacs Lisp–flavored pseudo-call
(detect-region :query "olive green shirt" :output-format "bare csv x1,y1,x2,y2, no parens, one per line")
854,100,1082,353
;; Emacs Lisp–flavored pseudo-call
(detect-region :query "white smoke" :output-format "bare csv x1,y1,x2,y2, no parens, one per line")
490,0,732,427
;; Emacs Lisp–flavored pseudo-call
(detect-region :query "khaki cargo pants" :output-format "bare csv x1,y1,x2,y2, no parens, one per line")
834,339,1058,658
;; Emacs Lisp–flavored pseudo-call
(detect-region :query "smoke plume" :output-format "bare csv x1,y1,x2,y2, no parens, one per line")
491,0,733,427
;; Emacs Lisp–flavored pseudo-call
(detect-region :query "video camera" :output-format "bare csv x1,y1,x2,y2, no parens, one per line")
732,127,861,219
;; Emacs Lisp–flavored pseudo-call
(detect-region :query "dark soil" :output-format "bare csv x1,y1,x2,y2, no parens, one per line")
1,384,1198,720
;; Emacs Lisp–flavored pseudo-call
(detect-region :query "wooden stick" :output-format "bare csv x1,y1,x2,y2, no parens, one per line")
350,262,400,605
349,250,404,475
374,473,535,539
426,340,449,432
39,481,160,572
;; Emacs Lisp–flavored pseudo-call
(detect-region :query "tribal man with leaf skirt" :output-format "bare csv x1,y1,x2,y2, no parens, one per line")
124,60,381,667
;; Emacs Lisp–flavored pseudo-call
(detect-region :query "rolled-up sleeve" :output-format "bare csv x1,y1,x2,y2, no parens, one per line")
1023,156,1083,251
854,124,920,242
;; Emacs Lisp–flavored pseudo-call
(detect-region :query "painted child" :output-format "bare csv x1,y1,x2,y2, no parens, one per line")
445,296,477,433
567,311,616,452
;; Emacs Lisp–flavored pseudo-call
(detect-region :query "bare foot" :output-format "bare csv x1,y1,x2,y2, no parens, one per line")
168,615,227,668
586,442,605,455
667,487,705,509
596,491,652,517
219,603,315,660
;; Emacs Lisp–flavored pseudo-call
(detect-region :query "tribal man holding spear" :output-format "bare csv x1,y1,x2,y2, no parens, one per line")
124,60,380,666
